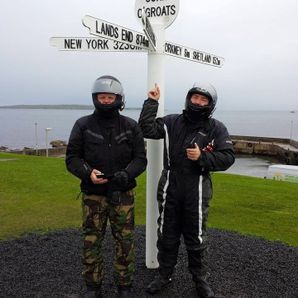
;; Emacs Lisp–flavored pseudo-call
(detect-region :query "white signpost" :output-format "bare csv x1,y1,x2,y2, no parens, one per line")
50,0,224,269
138,0,168,269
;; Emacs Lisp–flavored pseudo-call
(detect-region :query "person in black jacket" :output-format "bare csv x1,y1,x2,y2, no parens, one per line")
66,75,147,298
139,83,235,298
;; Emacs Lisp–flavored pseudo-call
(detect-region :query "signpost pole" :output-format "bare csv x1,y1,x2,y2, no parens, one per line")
145,23,165,269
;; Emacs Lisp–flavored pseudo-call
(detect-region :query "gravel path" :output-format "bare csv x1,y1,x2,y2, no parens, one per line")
0,227,297,298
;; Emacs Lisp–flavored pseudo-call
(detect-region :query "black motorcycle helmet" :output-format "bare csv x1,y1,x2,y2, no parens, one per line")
92,75,125,112
185,82,217,120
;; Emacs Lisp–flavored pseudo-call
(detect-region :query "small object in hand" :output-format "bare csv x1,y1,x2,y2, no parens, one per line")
189,137,197,148
96,173,114,179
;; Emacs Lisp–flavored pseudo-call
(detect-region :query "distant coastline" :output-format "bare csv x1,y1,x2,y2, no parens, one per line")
0,104,140,110
0,105,296,113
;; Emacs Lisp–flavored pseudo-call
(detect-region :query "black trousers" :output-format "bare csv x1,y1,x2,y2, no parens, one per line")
156,170,212,281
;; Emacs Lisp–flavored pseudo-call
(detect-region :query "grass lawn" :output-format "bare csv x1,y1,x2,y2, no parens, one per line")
210,173,298,246
0,152,297,246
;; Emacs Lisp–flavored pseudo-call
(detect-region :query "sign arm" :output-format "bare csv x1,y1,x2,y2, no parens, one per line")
82,15,150,50
141,9,156,51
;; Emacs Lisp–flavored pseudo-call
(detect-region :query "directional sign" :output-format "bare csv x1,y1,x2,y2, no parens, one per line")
165,41,224,67
82,15,150,50
135,0,179,28
141,9,156,50
50,35,223,67
50,37,145,52
79,15,224,67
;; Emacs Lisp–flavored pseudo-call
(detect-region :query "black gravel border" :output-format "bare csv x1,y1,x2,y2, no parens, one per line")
0,226,297,298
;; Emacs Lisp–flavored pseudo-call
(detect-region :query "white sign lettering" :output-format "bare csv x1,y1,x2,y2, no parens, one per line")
50,37,145,52
135,0,179,28
82,15,150,50
165,41,224,67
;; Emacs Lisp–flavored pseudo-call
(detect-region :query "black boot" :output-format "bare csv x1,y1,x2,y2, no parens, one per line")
146,274,172,295
83,287,102,298
195,278,214,298
118,285,132,298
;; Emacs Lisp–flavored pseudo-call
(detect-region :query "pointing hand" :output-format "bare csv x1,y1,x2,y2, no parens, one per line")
148,83,160,101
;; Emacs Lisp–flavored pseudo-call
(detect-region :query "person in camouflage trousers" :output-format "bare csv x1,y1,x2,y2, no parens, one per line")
66,76,147,298
82,191,135,287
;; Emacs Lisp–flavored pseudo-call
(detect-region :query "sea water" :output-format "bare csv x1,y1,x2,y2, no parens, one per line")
0,108,297,149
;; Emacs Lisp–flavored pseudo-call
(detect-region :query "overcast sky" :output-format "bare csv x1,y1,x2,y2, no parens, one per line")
0,0,297,111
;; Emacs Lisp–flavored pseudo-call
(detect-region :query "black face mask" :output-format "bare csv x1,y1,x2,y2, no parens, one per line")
183,102,213,122
184,91,215,121
94,108,119,119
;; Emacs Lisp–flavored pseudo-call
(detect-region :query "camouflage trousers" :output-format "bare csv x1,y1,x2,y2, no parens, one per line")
81,190,135,287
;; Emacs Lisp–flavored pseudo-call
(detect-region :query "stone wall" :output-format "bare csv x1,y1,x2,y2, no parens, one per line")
8,147,67,157
231,135,298,165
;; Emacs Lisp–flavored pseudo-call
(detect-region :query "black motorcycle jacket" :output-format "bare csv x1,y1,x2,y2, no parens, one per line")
66,110,147,195
139,98,235,174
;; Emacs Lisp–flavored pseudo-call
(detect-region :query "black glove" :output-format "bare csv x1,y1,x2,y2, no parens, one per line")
112,170,129,188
